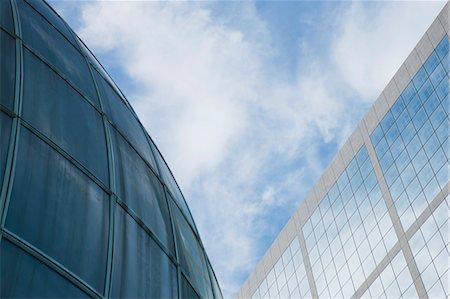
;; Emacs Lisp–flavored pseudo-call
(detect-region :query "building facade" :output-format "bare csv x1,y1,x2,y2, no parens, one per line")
236,4,449,299
0,0,222,298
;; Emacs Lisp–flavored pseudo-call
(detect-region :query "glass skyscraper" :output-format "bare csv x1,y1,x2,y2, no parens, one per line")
236,4,449,299
0,0,222,298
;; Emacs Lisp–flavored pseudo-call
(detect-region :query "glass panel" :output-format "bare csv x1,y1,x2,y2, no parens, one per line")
0,29,15,111
18,0,98,105
151,139,196,230
93,69,157,170
0,239,88,298
112,206,177,299
0,0,14,34
22,49,108,184
181,275,200,299
0,112,12,187
208,263,223,299
111,126,174,254
5,127,109,293
24,0,78,47
171,200,212,299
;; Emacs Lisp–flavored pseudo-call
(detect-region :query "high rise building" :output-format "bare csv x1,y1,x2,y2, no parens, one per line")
0,0,222,298
236,4,449,299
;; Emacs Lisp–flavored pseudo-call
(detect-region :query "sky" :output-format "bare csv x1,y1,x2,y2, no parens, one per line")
52,1,445,297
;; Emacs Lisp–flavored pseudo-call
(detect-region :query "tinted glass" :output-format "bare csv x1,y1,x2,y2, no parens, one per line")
112,126,174,254
1,239,88,298
0,112,12,186
171,200,212,299
18,0,99,105
24,0,78,47
151,140,196,230
112,207,177,299
0,0,14,34
0,29,15,111
94,70,157,170
22,49,109,184
5,127,109,293
181,275,200,299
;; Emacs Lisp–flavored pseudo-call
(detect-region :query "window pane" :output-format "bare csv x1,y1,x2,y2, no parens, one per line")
0,112,11,188
22,49,108,185
93,70,157,171
5,127,109,293
181,275,200,299
0,0,14,34
171,200,212,299
0,29,15,111
1,239,88,298
151,140,196,230
24,0,78,48
112,126,174,254
112,206,177,299
18,0,98,105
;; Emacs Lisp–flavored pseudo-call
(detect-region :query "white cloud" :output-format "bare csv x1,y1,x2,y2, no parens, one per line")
53,0,446,297
332,1,445,101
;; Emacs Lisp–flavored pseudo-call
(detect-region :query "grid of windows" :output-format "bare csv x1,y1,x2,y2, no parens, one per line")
409,196,449,298
252,237,311,299
371,36,449,231
238,9,448,299
362,251,417,298
0,1,222,298
303,146,397,298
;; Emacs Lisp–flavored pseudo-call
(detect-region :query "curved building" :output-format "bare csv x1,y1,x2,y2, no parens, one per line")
0,0,222,298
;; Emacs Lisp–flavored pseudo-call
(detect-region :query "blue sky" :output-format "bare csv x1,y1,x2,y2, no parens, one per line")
52,1,445,297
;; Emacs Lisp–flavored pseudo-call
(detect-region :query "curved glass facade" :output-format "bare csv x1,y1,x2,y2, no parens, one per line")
0,0,222,298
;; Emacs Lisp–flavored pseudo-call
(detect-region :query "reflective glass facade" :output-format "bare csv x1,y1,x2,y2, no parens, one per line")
238,6,449,299
0,1,222,298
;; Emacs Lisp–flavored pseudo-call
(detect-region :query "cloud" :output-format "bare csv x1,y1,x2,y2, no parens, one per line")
332,1,445,101
53,0,445,297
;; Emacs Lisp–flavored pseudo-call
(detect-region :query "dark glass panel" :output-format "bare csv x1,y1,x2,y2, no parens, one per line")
22,49,108,184
93,70,157,170
181,275,200,299
171,200,212,299
0,0,14,34
0,29,15,111
24,0,78,48
111,126,174,254
150,139,197,230
5,127,109,293
0,112,12,187
1,239,88,298
17,0,99,105
208,263,224,299
112,207,177,299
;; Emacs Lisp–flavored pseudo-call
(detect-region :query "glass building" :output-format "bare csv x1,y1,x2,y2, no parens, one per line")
0,0,222,298
236,4,449,299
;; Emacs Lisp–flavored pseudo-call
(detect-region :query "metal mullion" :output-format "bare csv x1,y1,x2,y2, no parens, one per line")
163,185,182,299
0,0,22,227
23,0,81,51
109,120,159,178
18,119,111,194
115,198,178,265
74,34,116,298
1,228,100,298
20,42,102,113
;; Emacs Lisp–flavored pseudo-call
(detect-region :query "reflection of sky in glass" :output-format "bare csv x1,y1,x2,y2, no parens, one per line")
362,251,417,298
252,237,311,299
303,146,397,298
409,196,449,298
371,36,449,232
